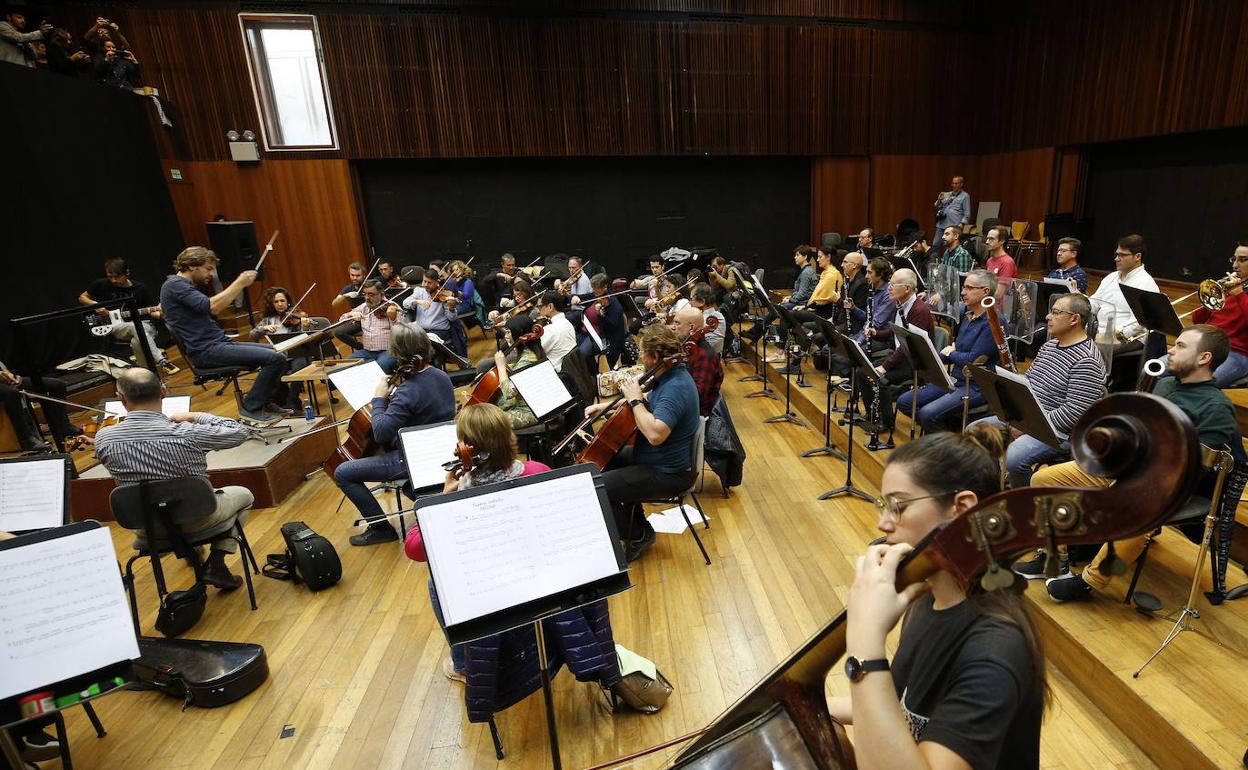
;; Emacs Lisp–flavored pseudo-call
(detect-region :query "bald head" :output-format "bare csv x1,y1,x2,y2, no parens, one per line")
673,305,705,340
116,367,164,408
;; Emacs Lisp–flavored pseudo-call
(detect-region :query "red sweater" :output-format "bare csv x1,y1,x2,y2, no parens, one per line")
1194,292,1248,357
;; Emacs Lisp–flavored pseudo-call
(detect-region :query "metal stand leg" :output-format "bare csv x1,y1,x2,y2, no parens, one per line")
802,355,847,461
746,333,780,401
487,716,505,759
534,619,563,770
820,367,873,503
764,330,806,426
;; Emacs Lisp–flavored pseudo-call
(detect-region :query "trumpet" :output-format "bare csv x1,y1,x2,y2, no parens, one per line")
1176,273,1241,318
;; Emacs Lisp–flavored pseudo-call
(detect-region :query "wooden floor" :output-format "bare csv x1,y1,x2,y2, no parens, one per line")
38,332,1185,770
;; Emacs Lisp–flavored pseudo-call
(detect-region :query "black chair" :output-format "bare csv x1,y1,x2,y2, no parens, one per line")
110,477,259,632
635,417,712,565
166,326,254,409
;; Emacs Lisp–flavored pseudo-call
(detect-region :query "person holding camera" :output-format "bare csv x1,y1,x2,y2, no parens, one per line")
94,39,139,89
0,10,51,67
83,16,129,54
43,27,91,76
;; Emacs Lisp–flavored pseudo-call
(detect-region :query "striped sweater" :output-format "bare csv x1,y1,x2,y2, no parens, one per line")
1025,337,1107,437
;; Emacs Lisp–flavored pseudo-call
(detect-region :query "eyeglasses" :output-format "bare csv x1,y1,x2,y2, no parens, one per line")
874,492,955,521
1047,307,1076,318
963,283,988,291
1113,251,1133,259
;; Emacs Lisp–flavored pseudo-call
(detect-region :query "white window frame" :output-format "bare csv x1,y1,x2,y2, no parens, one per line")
238,13,339,152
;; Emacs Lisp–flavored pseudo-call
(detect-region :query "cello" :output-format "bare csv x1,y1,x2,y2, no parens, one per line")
584,393,1200,769
462,323,543,408
321,355,422,477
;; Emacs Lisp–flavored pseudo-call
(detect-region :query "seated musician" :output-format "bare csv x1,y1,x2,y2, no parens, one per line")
1186,241,1248,386
536,290,578,372
403,402,554,681
824,257,895,381
335,323,455,546
630,255,665,291
897,269,998,432
487,278,535,325
689,282,725,355
578,273,627,368
78,256,178,374
1048,238,1088,293
329,261,368,351
586,324,701,561
969,292,1106,488
402,267,457,348
863,268,933,431
341,279,399,374
490,315,547,429
745,246,817,341
160,247,288,424
1088,233,1159,343
484,252,520,307
938,226,974,272
557,255,593,301
829,426,1043,769
249,287,316,412
94,368,253,589
841,251,870,312
778,246,843,374
0,359,81,452
376,258,406,298
855,228,883,261
706,256,737,310
983,224,1018,279
1037,324,1238,600
671,305,723,417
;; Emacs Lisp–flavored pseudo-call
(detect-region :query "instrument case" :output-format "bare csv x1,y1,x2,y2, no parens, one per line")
133,637,268,709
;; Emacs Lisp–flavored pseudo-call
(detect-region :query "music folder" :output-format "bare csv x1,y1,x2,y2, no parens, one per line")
509,359,576,419
398,420,461,492
1120,284,1185,338
892,324,956,392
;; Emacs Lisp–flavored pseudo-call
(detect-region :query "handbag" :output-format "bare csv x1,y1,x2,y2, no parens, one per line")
262,521,341,591
154,582,207,637
610,644,673,714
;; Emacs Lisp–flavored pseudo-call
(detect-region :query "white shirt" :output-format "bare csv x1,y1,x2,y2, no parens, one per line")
1089,264,1159,339
540,313,577,371
704,309,726,354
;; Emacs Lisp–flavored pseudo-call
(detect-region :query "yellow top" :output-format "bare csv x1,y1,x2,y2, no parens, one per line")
808,265,844,305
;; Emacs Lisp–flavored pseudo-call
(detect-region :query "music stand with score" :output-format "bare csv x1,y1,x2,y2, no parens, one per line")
968,366,1064,451
1120,284,1186,340
892,324,956,439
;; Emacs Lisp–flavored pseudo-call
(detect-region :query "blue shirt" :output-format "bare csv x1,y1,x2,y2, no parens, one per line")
1048,265,1088,293
849,289,897,344
937,190,971,229
942,312,998,384
160,275,228,358
371,365,456,448
634,366,700,474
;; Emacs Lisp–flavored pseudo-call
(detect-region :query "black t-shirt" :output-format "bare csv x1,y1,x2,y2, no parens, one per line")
890,594,1041,770
86,278,156,309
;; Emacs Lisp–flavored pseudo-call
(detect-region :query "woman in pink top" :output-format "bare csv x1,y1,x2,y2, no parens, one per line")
405,402,551,680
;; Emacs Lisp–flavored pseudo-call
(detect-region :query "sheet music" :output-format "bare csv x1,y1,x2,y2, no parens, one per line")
0,458,66,532
328,360,386,411
509,360,574,419
420,470,620,627
582,314,605,351
399,422,460,490
992,367,1060,436
103,396,191,418
0,527,139,699
272,332,311,355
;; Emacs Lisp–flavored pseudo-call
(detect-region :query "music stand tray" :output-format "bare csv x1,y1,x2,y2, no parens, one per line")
1120,284,1185,339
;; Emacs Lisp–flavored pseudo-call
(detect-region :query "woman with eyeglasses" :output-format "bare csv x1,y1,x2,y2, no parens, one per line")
829,426,1046,770
897,268,999,432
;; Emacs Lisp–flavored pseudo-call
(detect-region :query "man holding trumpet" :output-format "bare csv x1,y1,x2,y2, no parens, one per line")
1185,242,1248,386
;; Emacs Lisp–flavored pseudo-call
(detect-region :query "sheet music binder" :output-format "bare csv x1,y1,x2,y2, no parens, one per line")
0,454,72,533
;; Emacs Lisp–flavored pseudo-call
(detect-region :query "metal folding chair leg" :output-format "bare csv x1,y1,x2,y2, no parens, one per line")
677,502,711,565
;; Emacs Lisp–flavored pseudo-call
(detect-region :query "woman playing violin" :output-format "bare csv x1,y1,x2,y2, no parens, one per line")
831,426,1044,770
444,259,476,304
250,287,311,411
335,323,456,547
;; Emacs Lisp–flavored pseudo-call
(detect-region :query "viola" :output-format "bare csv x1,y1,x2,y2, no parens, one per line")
322,357,422,476
441,442,491,480
558,266,585,296
463,324,543,409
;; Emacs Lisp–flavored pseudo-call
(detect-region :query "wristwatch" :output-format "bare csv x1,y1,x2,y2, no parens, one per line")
628,398,645,409
844,656,889,682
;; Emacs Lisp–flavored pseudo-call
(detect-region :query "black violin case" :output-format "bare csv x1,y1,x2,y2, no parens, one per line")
132,636,268,709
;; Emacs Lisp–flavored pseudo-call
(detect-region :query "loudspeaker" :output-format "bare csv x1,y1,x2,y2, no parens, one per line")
206,220,260,282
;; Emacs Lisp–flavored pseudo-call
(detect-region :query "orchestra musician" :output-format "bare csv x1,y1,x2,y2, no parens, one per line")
578,273,627,368
342,279,400,374
487,278,535,325
841,251,870,314
330,261,368,351
0,358,81,452
938,226,974,272
586,323,701,562
1088,233,1159,343
856,228,883,262
376,258,406,297
934,175,972,232
778,246,843,375
335,323,455,546
484,252,520,307
1048,238,1088,293
968,292,1106,488
557,255,593,301
249,286,315,412
862,268,933,432
830,426,1043,769
670,305,723,417
78,257,177,374
746,246,817,341
982,225,1018,279
824,257,895,382
1035,324,1238,600
402,267,456,346
1185,241,1248,386
535,291,578,372
444,260,476,306
897,269,998,432
491,315,548,429
630,255,666,291
159,246,288,424
689,282,726,354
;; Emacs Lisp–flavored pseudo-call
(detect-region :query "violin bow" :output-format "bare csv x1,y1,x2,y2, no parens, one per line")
278,282,317,327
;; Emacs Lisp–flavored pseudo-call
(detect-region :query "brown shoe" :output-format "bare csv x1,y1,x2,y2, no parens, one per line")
202,553,243,591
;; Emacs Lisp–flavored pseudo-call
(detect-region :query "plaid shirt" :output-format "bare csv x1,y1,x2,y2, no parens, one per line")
341,303,395,352
685,339,723,417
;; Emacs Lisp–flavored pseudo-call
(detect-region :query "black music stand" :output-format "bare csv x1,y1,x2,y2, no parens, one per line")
764,305,811,428
739,272,781,401
1120,285,1185,339
841,329,893,451
967,366,1064,451
819,330,874,502
801,315,848,461
892,324,956,439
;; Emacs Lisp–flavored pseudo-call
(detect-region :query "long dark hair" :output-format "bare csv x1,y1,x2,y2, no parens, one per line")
504,315,545,360
886,425,1049,709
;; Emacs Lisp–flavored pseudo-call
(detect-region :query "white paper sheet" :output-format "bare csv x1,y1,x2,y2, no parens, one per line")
509,359,574,419
103,396,192,418
0,458,66,531
0,527,140,699
419,470,620,628
399,422,461,490
646,505,709,534
272,332,312,354
328,360,386,411
582,314,605,351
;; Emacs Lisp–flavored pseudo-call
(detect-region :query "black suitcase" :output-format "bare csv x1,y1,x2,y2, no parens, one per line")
133,637,268,709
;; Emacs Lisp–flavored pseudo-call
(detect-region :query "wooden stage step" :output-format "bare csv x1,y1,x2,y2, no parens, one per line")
741,339,1248,770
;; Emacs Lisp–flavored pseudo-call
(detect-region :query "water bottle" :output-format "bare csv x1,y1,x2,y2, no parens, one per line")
304,405,315,423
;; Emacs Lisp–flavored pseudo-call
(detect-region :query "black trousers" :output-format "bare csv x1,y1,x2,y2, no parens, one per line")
0,376,73,440
333,319,363,350
600,446,696,541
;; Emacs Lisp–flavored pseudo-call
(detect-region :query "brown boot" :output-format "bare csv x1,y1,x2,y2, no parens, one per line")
202,551,243,591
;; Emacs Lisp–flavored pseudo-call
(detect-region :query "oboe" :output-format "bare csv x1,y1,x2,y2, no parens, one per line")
864,285,887,449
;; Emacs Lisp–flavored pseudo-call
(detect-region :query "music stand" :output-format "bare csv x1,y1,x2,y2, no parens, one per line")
892,324,956,439
739,272,781,401
417,465,631,770
967,366,1063,450
764,305,811,428
1120,285,1185,339
819,330,875,502
800,315,848,462
841,329,893,451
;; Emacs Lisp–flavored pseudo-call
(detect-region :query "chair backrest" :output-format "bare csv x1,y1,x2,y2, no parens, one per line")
109,476,219,533
1037,221,1046,243
820,232,843,251
681,417,709,496
1010,221,1030,241
931,324,951,352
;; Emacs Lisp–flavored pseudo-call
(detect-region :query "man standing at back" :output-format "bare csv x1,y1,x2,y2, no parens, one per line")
935,175,971,233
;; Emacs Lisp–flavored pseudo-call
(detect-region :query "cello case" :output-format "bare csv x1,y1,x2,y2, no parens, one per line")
133,637,269,709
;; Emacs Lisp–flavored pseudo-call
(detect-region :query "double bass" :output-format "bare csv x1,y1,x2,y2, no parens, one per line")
588,393,1199,769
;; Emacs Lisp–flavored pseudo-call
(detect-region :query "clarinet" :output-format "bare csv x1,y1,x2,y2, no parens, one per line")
865,286,888,449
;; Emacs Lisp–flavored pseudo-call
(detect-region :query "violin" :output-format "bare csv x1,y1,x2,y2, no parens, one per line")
463,324,543,408
495,292,539,324
18,390,118,451
557,265,585,296
441,442,491,480
322,356,422,476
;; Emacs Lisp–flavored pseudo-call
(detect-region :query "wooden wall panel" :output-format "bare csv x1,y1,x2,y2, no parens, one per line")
162,160,368,317
810,158,870,244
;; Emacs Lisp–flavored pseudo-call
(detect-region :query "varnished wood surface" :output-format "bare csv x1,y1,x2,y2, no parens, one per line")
45,335,1169,770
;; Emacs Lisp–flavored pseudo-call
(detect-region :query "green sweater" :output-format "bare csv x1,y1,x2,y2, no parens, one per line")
1154,377,1238,450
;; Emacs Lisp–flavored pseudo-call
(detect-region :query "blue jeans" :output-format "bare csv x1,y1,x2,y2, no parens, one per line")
349,348,396,374
333,449,408,527
1159,351,1248,387
195,341,287,413
428,577,466,671
968,416,1069,487
897,381,984,433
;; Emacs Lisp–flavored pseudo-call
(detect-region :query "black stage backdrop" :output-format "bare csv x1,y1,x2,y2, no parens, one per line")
357,156,809,281
1084,127,1248,282
0,63,183,372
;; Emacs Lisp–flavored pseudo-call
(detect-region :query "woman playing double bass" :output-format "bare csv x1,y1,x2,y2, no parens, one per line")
584,323,701,562
334,323,456,547
834,426,1044,770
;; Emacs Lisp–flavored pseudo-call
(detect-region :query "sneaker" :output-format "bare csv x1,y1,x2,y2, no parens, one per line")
624,521,657,562
20,730,60,761
239,407,280,425
264,403,295,416
1045,572,1091,602
158,359,181,375
442,656,466,684
349,524,398,547
1013,550,1067,580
